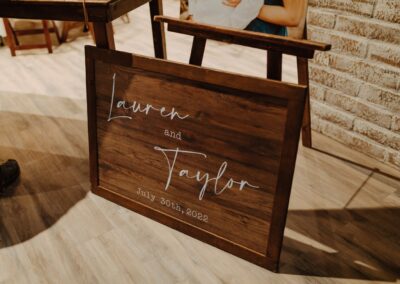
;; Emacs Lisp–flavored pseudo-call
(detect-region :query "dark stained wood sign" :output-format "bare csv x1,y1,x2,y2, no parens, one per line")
85,46,307,271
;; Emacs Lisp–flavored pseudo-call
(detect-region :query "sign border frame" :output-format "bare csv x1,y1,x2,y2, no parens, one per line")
85,45,307,271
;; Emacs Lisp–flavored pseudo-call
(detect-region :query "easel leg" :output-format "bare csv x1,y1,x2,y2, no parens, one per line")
267,51,282,80
189,36,206,66
149,0,167,59
93,22,115,49
297,56,312,148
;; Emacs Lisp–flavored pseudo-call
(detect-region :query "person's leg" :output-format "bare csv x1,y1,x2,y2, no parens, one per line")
0,159,20,193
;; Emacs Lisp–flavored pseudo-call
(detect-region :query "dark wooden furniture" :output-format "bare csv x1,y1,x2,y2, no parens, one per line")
86,45,308,271
60,15,128,43
155,16,331,148
60,21,94,43
0,0,166,57
2,18,60,56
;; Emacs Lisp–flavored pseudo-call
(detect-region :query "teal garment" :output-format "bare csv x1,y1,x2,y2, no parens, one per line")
245,0,287,36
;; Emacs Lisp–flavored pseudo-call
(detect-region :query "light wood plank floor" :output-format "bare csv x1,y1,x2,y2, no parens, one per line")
0,1,399,283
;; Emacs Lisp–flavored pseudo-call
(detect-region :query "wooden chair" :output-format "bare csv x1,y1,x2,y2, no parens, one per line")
2,18,60,56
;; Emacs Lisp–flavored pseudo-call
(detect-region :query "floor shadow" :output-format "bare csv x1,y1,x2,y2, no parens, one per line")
0,148,89,248
280,207,400,282
0,91,90,249
311,146,400,181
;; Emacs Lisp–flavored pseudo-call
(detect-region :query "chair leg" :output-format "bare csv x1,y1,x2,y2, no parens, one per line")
88,23,96,43
3,18,17,56
61,21,72,43
42,20,53,54
297,56,312,148
51,20,61,44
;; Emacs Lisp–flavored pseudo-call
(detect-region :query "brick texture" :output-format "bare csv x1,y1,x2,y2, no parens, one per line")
388,151,400,168
307,0,400,169
309,83,326,101
309,0,375,17
309,27,369,58
353,119,400,150
313,52,400,90
309,64,361,96
336,15,400,45
307,8,336,29
374,0,400,24
392,116,400,133
324,89,393,129
358,84,400,112
311,116,387,161
368,42,400,68
311,101,355,129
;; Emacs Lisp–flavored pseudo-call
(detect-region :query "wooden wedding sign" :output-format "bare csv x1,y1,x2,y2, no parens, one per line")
85,46,307,271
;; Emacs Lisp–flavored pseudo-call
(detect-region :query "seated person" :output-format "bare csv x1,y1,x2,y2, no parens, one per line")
188,0,306,36
0,159,20,194
188,0,264,29
246,0,306,36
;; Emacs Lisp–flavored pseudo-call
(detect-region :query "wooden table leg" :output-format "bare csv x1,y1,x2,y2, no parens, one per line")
267,51,282,81
93,22,115,49
51,20,61,43
189,36,206,66
149,0,167,59
297,56,312,148
42,20,53,54
3,18,17,56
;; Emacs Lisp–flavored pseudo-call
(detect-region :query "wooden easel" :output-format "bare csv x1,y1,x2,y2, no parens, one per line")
155,16,330,148
86,45,309,272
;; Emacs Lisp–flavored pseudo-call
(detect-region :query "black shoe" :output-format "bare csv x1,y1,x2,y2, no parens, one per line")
0,159,20,194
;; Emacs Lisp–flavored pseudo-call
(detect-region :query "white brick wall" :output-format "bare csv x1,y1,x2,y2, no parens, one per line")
307,0,400,169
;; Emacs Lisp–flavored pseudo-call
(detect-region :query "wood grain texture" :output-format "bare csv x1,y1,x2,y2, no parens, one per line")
149,0,167,59
189,36,206,66
267,51,283,81
93,22,116,49
156,16,329,149
0,0,150,22
155,16,331,58
0,2,399,282
86,46,306,270
297,56,312,148
0,0,167,74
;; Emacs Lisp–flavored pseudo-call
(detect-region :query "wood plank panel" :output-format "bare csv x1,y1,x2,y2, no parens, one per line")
86,46,307,270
